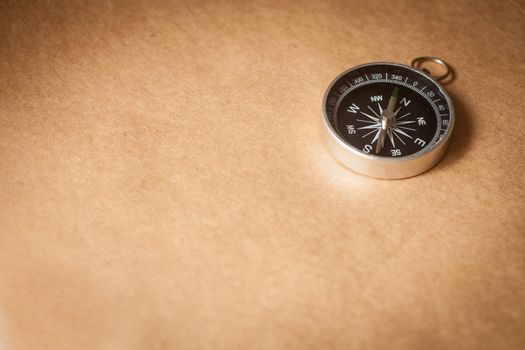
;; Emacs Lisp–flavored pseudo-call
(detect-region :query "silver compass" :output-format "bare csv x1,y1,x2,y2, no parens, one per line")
322,57,455,179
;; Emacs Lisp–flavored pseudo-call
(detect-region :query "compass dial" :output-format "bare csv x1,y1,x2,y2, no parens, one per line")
336,82,439,157
322,62,455,178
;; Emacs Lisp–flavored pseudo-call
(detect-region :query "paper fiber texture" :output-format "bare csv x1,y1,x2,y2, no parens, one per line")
0,0,524,349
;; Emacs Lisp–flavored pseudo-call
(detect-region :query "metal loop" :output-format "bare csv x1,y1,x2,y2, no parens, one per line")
411,56,450,81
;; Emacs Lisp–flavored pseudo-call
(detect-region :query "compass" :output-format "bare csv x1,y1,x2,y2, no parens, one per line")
322,57,455,179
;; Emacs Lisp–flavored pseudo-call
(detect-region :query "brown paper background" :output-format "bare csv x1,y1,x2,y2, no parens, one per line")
1,0,524,349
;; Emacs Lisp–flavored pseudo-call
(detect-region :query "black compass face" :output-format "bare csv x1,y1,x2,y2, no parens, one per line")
336,83,437,157
324,63,452,158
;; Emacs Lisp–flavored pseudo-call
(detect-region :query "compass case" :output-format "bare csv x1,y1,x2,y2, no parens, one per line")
321,62,455,179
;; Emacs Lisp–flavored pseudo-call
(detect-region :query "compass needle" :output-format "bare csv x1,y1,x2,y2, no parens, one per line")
323,59,454,178
387,129,395,148
375,128,385,153
374,87,398,153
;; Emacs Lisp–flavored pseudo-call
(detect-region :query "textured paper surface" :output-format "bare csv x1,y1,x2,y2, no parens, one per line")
1,0,524,349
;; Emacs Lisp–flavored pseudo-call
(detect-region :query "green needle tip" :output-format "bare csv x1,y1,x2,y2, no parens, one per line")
392,87,399,98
